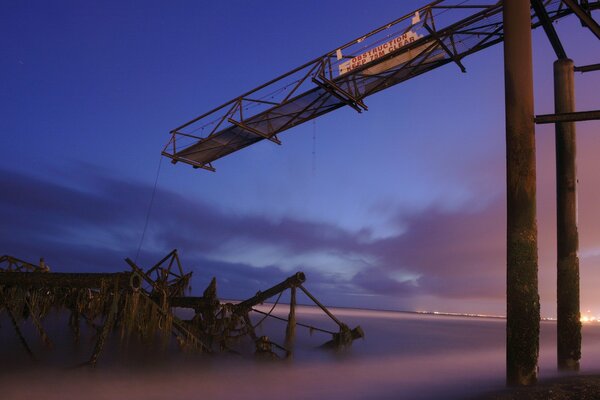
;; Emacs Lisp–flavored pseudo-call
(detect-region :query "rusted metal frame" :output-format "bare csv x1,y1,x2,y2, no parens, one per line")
160,135,177,158
24,295,53,348
183,117,259,164
333,0,444,54
423,6,434,28
171,100,238,134
234,272,306,314
452,28,503,36
272,90,336,134
251,308,337,335
282,62,320,103
351,74,362,98
169,104,241,166
126,258,166,294
0,287,36,359
163,295,210,309
423,23,467,72
242,97,279,106
432,4,497,8
87,281,121,366
167,253,178,278
169,2,483,160
425,1,503,44
227,118,282,145
238,98,244,121
449,33,460,59
265,98,343,134
171,131,204,141
453,18,505,32
280,100,344,131
231,95,332,131
362,48,442,97
297,284,344,328
171,1,443,134
124,258,210,350
192,162,216,172
171,98,342,169
337,76,362,102
0,272,134,289
561,0,600,39
575,63,600,72
0,255,39,272
172,62,327,134
174,251,184,277
167,134,248,164
312,75,367,112
321,56,334,81
531,0,568,59
535,110,600,123
206,101,240,138
163,154,215,172
466,24,504,50
212,123,261,161
345,2,488,90
312,79,362,113
147,249,178,275
172,130,244,158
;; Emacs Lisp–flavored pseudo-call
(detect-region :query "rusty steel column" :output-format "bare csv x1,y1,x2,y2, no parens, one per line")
503,0,540,386
555,58,581,371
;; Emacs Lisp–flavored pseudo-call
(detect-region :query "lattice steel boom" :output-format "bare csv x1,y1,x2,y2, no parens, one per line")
162,0,598,172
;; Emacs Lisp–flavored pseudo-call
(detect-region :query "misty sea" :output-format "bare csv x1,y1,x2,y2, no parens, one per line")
2,305,600,400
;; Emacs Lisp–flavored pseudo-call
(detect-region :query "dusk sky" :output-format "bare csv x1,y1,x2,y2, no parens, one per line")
2,1,599,317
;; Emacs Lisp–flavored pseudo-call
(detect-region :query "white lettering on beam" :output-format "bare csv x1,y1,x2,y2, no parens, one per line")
338,30,423,75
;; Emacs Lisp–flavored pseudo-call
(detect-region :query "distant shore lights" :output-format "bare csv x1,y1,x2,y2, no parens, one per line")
581,310,600,324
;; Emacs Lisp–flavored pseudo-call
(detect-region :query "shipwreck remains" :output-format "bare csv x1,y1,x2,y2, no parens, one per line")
0,251,363,365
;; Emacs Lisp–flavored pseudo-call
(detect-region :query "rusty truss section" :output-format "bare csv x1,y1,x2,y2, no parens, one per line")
162,0,593,171
0,252,363,366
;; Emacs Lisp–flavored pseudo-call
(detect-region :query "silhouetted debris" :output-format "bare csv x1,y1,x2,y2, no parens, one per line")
0,250,363,365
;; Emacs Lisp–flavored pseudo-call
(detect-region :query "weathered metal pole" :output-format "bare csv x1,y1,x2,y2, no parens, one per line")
555,58,581,370
503,0,539,386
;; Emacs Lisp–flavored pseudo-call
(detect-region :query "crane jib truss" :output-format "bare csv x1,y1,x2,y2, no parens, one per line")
162,0,599,172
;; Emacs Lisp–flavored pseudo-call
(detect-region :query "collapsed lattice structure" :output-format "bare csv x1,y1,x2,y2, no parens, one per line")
0,251,363,366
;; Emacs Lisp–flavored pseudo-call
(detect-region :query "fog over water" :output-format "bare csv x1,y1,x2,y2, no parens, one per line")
2,306,600,400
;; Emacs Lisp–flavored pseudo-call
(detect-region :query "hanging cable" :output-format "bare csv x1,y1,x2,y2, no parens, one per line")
135,156,163,263
312,120,317,176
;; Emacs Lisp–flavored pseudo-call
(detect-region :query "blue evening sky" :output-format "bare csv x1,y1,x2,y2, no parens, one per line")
1,1,599,316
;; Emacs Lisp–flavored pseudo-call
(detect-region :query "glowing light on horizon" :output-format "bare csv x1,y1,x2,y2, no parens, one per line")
581,310,600,324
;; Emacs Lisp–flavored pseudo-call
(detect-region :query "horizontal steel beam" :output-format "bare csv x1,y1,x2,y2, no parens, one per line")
0,272,135,289
575,63,600,73
235,272,306,313
535,110,600,124
531,0,567,59
561,0,600,40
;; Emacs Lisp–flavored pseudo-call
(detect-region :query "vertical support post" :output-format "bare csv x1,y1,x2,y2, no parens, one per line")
555,58,581,370
285,286,297,351
503,0,539,386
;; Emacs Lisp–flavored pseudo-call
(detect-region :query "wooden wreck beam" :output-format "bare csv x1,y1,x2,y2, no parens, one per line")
160,296,211,309
235,272,306,313
0,272,134,289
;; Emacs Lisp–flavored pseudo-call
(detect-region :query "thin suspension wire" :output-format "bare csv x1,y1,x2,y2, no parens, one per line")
253,291,284,329
312,120,317,176
135,156,163,263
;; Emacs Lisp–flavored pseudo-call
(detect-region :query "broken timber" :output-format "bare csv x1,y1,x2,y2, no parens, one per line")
0,250,363,365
